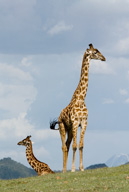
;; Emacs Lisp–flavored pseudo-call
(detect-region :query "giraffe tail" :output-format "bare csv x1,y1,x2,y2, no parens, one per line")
50,119,60,130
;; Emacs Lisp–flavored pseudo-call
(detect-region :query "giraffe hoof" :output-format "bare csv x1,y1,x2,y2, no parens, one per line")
71,167,76,172
79,166,84,171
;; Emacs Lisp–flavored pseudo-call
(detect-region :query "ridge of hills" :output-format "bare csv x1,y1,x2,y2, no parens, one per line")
0,157,108,180
0,157,37,180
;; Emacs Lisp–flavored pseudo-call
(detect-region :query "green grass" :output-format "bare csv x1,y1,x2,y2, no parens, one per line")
0,164,129,192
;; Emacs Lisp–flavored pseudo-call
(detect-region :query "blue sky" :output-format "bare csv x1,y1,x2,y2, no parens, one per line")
0,0,129,171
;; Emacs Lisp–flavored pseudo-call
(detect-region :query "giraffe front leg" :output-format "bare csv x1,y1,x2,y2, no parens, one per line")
79,147,84,171
79,119,87,171
71,143,77,172
71,123,78,172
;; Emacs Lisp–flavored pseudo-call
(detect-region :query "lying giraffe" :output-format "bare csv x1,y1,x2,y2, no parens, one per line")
17,136,54,175
50,44,106,173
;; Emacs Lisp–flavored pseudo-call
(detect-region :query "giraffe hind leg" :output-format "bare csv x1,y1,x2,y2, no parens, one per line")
66,130,73,155
59,123,68,173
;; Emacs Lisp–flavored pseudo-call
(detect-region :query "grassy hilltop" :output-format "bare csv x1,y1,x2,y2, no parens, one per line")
0,164,129,192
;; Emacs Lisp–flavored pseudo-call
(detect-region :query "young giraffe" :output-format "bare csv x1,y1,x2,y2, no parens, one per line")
50,44,106,173
17,136,54,175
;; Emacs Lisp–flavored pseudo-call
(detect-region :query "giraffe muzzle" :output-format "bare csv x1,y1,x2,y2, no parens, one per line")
101,56,106,61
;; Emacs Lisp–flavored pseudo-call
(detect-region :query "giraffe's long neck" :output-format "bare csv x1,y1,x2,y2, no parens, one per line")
26,142,39,172
71,52,90,102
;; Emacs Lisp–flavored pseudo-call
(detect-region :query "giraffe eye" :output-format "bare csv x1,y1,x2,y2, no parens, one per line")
94,50,98,54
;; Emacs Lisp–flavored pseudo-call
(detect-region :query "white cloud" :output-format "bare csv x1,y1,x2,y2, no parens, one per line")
48,21,73,36
125,98,129,104
115,37,129,55
0,83,37,116
0,113,32,140
34,129,59,140
21,57,32,67
0,62,37,116
0,112,60,141
119,89,128,96
90,60,115,75
0,63,33,81
102,98,114,104
33,146,50,159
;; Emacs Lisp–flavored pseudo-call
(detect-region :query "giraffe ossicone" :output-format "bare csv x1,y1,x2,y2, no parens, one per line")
50,44,106,173
17,135,54,175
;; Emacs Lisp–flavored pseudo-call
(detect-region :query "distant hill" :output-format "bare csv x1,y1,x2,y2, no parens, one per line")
86,163,107,170
0,157,37,180
106,154,129,167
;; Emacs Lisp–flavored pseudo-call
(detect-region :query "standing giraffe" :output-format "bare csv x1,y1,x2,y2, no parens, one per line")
50,44,106,173
17,136,54,175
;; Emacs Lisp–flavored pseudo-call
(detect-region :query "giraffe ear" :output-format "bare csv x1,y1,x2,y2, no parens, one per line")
89,44,94,50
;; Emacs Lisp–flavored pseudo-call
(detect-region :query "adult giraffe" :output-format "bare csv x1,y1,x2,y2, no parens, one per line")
50,44,106,173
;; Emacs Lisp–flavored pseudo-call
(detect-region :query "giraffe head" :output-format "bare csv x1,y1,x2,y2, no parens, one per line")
17,135,32,147
86,44,106,61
